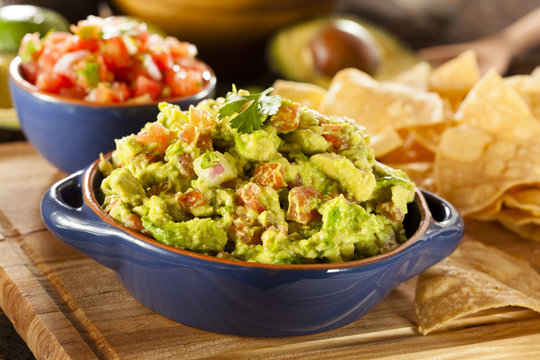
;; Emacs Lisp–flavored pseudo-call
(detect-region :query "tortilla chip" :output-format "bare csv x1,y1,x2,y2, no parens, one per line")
435,125,540,216
504,72,540,120
380,130,434,164
319,68,445,156
389,61,431,91
469,187,540,220
368,125,404,158
494,208,540,226
503,188,540,215
271,79,327,111
428,50,480,109
408,121,451,154
415,240,540,335
467,197,503,218
455,70,540,140
500,221,540,243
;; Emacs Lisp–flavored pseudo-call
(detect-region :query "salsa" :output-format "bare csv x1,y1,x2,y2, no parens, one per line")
98,88,416,264
18,16,211,104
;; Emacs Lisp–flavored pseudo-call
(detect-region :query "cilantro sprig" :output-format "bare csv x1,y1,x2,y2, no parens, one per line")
218,87,282,133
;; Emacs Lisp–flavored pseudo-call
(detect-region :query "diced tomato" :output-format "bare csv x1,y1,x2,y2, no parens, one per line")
321,123,350,152
188,105,215,133
95,55,114,83
85,83,112,103
35,72,70,93
230,214,263,245
20,61,39,84
176,153,195,178
287,186,322,224
196,134,213,151
59,86,87,99
37,48,63,73
38,33,73,71
166,37,196,59
89,84,109,102
16,16,207,103
103,196,118,213
376,201,405,223
110,82,130,102
269,101,300,133
253,163,286,189
100,37,132,70
146,182,172,197
135,122,176,153
237,183,265,213
114,60,146,84
42,31,71,48
177,189,206,210
178,124,199,145
125,214,145,233
177,124,212,151
149,41,173,71
165,67,203,97
70,35,100,53
134,75,162,100
85,82,130,104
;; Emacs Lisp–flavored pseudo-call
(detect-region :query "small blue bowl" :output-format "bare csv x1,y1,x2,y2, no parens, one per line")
41,158,464,337
8,56,216,174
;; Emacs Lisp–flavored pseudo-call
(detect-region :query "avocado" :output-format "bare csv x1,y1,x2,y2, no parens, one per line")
267,16,421,87
310,153,376,202
0,5,70,54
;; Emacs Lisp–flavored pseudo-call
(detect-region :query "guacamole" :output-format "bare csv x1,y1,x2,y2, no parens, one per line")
99,88,416,264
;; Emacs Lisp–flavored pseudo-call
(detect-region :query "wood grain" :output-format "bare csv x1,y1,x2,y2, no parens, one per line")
1,141,540,359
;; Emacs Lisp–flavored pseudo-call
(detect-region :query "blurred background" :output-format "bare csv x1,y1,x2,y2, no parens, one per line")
1,0,539,94
0,0,539,358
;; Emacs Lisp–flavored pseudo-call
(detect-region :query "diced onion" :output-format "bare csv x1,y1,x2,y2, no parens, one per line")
121,35,138,55
53,50,90,75
143,53,162,81
193,151,237,186
210,163,225,178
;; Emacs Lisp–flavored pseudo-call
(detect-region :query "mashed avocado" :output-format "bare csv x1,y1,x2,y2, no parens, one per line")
99,88,416,264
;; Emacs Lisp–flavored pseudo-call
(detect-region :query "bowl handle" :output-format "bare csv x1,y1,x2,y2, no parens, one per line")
41,170,123,271
396,190,465,283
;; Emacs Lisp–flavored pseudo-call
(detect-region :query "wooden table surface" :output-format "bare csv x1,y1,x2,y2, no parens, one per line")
1,141,540,359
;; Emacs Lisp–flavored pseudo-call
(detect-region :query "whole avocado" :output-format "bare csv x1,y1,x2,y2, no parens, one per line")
267,16,421,88
0,5,70,54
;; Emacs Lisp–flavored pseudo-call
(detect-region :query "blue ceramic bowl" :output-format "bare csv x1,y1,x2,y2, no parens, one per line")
41,158,464,337
8,56,216,174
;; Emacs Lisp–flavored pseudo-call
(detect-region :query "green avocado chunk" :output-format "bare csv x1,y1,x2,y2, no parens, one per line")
101,167,145,207
234,129,281,162
142,217,228,253
310,153,376,201
285,129,329,155
295,195,402,262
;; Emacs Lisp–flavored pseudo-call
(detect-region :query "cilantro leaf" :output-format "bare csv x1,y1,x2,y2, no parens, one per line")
218,87,282,133
229,102,264,133
217,94,249,118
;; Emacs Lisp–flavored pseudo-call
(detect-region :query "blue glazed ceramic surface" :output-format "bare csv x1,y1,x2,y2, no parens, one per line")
8,57,216,174
41,159,465,337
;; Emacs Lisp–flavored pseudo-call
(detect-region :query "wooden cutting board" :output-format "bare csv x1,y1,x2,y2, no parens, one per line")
1,141,540,359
